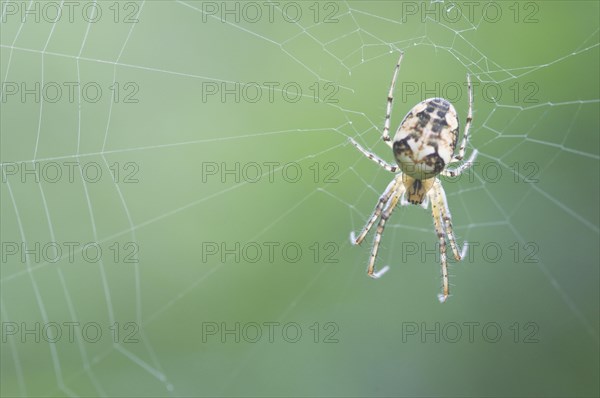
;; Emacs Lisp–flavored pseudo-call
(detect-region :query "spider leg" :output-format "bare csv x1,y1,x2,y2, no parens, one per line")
366,183,405,278
349,137,399,172
381,51,404,148
419,194,430,209
430,183,450,303
454,73,473,161
350,174,403,245
434,179,461,261
442,149,478,178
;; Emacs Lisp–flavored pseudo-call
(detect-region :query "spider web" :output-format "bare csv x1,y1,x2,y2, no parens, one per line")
1,1,599,396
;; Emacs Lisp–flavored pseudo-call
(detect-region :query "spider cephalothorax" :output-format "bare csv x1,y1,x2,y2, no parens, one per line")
401,174,434,205
349,52,478,302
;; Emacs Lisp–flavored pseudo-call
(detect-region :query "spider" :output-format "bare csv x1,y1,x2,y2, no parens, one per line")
349,52,478,303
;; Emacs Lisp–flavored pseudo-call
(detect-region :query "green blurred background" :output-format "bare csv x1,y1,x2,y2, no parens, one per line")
1,1,598,396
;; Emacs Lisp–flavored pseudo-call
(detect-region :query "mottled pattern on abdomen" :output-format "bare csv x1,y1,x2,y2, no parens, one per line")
393,98,459,180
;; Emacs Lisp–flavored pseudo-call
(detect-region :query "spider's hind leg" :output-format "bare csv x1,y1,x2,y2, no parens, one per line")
381,51,404,146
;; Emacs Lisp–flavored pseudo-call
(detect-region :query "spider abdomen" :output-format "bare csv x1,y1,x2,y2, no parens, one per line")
392,98,459,180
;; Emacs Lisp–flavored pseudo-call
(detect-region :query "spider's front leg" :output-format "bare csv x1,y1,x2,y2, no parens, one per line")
430,182,451,303
434,179,463,262
350,174,403,245
366,183,405,279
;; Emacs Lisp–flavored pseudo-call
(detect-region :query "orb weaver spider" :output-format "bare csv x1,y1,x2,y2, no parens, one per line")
349,52,478,303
